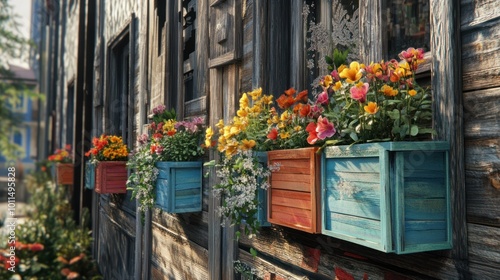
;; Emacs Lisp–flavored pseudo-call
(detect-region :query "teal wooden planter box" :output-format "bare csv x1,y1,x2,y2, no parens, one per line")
155,161,203,213
85,161,95,190
322,141,451,254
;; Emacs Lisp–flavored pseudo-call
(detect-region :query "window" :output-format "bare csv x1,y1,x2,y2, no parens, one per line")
182,0,197,102
106,21,133,143
156,0,166,56
384,0,430,60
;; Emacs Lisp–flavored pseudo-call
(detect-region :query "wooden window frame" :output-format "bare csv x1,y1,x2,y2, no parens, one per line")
105,15,136,144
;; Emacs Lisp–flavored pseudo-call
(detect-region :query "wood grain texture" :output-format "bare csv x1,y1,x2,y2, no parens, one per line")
467,223,500,271
359,0,383,62
267,147,321,233
208,67,223,280
463,88,500,139
431,0,468,277
465,138,500,226
151,223,209,280
460,0,500,31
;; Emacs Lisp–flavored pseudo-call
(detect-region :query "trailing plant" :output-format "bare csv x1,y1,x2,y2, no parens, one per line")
127,105,206,211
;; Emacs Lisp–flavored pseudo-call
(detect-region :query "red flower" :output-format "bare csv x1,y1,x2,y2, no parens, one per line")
299,104,311,118
29,243,44,251
267,128,278,140
306,122,318,145
316,116,336,139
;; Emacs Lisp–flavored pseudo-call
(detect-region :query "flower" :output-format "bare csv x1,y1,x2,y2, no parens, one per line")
205,88,274,156
48,144,73,163
211,149,273,238
313,47,434,144
264,88,313,150
204,88,277,239
127,105,206,211
85,135,129,162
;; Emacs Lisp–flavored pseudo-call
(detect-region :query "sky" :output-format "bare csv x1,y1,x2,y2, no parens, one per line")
9,0,32,68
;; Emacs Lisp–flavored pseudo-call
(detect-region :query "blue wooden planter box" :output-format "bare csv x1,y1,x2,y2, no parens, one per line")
85,161,95,190
322,141,451,254
155,161,203,213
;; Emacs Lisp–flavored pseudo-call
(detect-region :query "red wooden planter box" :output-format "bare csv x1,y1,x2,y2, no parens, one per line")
267,147,321,233
56,163,74,185
95,161,128,194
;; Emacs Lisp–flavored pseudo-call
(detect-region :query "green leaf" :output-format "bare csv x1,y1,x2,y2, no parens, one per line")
410,125,419,136
325,55,334,65
250,247,258,258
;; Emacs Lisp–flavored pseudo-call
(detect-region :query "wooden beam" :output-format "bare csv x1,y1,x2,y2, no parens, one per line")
359,0,383,62
208,67,223,280
430,0,468,278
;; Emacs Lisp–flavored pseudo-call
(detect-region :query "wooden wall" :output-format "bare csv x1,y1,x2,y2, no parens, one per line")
81,0,500,279
461,0,500,278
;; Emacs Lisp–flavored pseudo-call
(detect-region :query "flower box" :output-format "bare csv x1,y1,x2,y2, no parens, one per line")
84,161,95,190
155,161,203,213
267,147,321,233
95,161,128,194
322,141,451,254
56,163,74,185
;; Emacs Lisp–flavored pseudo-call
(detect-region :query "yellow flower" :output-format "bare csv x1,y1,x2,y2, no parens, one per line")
163,119,176,131
205,127,214,147
237,108,248,117
239,93,249,109
364,102,379,114
240,139,256,150
294,126,302,132
280,111,289,122
279,131,290,139
339,61,363,83
248,88,262,100
216,120,225,129
380,84,398,97
260,94,273,105
332,81,342,91
321,75,333,87
408,89,417,96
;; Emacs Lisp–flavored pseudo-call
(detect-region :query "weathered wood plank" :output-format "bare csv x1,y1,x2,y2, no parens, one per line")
467,223,500,270
359,0,383,62
463,87,500,138
208,66,223,279
431,0,468,277
151,223,209,280
239,226,460,279
460,0,500,31
152,208,209,249
465,138,500,226
462,66,500,92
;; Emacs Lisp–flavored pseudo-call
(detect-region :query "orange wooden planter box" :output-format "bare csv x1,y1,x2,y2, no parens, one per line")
56,163,74,185
95,161,128,194
267,147,321,233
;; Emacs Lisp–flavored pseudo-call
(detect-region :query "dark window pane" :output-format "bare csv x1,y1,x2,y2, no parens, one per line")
385,0,430,59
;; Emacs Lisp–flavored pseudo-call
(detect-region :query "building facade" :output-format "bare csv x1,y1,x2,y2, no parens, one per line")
36,0,500,279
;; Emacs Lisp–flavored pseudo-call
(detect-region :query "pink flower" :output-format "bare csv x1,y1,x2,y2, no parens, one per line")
350,82,369,103
330,69,341,82
316,91,329,105
316,116,336,139
399,47,424,63
310,104,324,118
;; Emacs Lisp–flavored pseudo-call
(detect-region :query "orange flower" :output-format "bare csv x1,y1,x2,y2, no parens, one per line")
364,102,379,114
408,89,417,96
295,89,308,103
284,87,296,96
276,94,295,109
380,84,398,97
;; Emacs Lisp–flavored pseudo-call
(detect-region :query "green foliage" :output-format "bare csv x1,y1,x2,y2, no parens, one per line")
0,171,101,279
325,48,349,71
0,0,43,162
